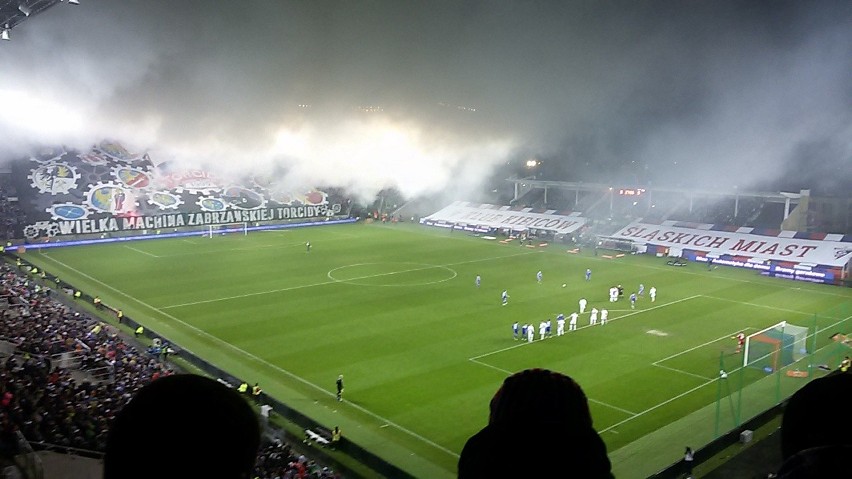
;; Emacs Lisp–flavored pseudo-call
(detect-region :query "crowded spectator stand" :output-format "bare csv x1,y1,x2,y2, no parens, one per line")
0,261,343,479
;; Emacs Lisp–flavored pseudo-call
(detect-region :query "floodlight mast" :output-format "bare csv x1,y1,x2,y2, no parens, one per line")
1,1,82,43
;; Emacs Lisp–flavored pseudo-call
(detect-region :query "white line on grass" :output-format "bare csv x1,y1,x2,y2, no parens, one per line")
468,358,638,416
161,250,538,309
815,314,852,335
651,363,714,381
38,253,460,459
581,254,852,299
589,398,638,416
650,327,760,381
468,358,514,374
468,295,702,361
465,296,705,418
602,316,852,435
700,295,827,317
124,245,160,258
652,328,756,366
599,375,720,434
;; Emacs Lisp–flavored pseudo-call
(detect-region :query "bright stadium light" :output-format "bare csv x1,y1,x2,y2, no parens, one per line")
18,3,31,16
1,27,9,41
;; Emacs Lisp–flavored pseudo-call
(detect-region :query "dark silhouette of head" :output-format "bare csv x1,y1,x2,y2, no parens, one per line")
777,371,852,477
459,368,613,478
104,374,261,479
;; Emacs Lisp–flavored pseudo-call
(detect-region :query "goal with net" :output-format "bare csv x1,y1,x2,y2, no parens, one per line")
205,223,248,238
743,321,809,372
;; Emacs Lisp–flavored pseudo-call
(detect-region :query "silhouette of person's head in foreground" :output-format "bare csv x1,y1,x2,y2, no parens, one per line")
104,374,261,479
777,370,852,478
458,368,613,478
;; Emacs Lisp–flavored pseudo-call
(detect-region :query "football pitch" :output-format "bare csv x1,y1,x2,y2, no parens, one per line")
24,223,852,478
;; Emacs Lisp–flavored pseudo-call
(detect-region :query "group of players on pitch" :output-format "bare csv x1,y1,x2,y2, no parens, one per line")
490,268,659,342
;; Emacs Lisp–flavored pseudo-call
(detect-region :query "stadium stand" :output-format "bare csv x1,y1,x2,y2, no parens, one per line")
0,186,25,242
0,262,344,479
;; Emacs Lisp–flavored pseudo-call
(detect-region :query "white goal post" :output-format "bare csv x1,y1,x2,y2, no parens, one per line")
743,321,809,370
205,222,248,238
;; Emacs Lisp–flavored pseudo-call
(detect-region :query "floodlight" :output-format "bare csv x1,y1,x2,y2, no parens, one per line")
1,27,9,41
68,0,80,4
18,3,31,16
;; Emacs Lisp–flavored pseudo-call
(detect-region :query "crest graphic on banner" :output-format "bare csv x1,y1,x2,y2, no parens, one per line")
85,182,135,214
28,163,80,195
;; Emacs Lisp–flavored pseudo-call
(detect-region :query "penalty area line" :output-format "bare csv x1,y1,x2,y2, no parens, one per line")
651,327,759,382
468,357,637,416
600,373,725,434
700,295,821,317
469,295,702,362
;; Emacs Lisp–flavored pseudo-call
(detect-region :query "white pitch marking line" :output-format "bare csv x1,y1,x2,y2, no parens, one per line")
468,358,514,375
469,295,703,361
162,250,538,309
652,328,757,365
468,359,637,416
588,398,638,417
651,363,714,381
650,327,759,381
602,316,852,434
580,255,852,299
600,375,721,434
124,245,159,258
700,295,825,317
38,253,460,459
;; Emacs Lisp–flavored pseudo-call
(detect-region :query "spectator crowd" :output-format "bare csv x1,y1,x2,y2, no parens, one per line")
0,261,341,478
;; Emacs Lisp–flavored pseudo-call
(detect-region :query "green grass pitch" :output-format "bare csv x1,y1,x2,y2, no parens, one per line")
23,223,852,478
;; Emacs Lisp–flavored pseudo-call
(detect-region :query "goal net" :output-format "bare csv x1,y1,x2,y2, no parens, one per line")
743,321,809,372
205,223,248,238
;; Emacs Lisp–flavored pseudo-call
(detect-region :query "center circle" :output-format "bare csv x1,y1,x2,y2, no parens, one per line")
327,262,458,286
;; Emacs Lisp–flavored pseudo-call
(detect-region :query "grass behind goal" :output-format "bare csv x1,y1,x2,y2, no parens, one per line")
24,223,852,478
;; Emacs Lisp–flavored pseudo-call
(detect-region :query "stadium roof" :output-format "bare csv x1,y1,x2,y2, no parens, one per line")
506,178,801,203
1,0,70,38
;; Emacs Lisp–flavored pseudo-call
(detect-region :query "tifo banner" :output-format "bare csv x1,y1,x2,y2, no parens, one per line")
12,142,348,240
613,221,852,267
423,201,588,234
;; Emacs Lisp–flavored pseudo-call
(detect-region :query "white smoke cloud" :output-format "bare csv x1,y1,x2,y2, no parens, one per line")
1,0,850,200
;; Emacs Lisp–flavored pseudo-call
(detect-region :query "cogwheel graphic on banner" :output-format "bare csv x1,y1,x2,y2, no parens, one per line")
77,152,110,167
112,166,153,190
222,186,267,210
85,182,137,214
28,163,81,195
23,221,62,240
161,170,224,195
94,141,145,163
46,203,91,221
196,196,228,212
146,192,183,210
28,147,66,164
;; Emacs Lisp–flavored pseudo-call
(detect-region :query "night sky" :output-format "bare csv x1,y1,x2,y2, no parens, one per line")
1,0,850,200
